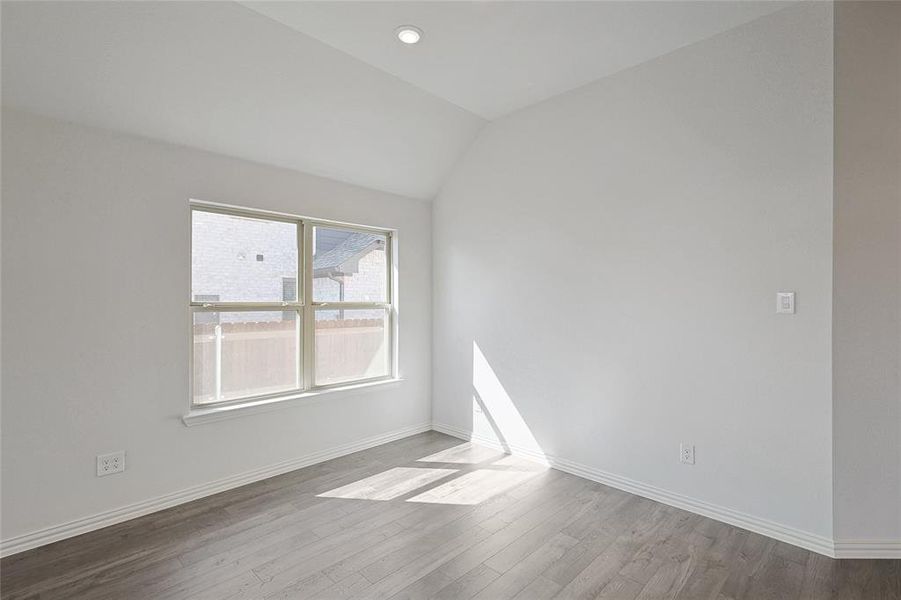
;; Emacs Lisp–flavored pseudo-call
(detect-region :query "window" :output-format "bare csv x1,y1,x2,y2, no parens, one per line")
191,204,393,407
192,295,220,325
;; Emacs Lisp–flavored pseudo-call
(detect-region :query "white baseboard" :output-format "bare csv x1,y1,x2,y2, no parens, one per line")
833,540,901,559
431,422,872,559
5,422,898,560
0,422,432,558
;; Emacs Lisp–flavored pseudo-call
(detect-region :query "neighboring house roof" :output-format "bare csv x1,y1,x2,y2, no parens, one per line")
313,233,382,276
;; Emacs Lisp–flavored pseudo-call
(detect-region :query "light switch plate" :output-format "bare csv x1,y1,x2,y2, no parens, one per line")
776,292,795,314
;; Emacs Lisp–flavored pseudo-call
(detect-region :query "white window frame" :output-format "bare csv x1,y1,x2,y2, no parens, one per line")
189,200,396,410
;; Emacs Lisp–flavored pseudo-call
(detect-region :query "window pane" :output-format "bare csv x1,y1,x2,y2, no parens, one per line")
193,311,300,404
315,308,389,385
192,210,298,303
313,227,387,303
192,295,220,324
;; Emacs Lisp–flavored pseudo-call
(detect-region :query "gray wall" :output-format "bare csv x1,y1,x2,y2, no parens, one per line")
433,4,836,544
833,1,901,546
0,110,432,542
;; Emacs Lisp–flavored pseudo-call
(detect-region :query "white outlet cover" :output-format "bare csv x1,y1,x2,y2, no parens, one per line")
97,451,126,477
680,443,695,465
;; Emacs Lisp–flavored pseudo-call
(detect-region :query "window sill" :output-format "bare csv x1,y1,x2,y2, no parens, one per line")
182,378,404,427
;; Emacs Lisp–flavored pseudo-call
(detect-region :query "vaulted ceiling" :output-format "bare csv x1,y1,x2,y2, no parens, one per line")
1,1,482,200
1,1,788,200
242,1,787,120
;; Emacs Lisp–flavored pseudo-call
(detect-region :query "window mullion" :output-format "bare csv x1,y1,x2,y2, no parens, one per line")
310,302,388,310
302,221,315,391
387,231,396,378
295,219,303,393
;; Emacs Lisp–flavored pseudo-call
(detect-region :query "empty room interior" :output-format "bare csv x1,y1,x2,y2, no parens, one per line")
1,0,899,598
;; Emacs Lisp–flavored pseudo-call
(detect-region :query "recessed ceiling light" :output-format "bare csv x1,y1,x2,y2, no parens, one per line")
395,25,422,45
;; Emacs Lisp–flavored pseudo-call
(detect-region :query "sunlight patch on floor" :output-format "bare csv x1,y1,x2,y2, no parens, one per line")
489,453,548,471
317,467,456,501
417,442,506,465
405,468,538,505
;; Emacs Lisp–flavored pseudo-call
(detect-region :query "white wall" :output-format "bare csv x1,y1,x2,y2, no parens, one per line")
0,110,432,544
833,2,901,546
433,3,835,544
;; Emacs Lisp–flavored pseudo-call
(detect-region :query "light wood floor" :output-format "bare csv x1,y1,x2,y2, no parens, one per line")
1,432,898,599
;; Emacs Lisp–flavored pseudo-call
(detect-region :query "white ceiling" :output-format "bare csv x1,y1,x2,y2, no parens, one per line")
0,1,484,200
2,1,789,199
241,1,788,120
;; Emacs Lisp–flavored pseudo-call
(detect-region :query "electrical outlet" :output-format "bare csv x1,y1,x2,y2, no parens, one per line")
97,451,126,477
680,443,695,465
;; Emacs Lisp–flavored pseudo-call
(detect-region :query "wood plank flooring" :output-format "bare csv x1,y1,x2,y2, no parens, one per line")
1,431,898,599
